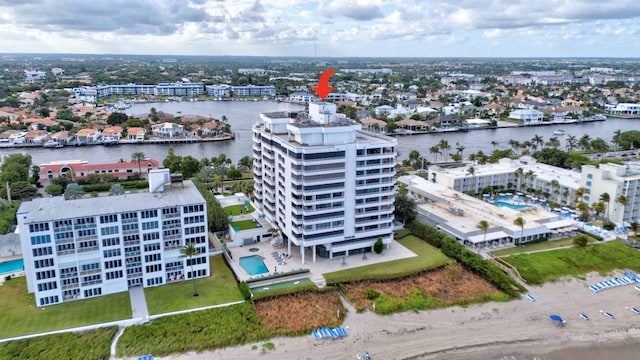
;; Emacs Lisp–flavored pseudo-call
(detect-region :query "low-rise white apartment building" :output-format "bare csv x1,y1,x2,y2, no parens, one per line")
509,109,544,124
429,157,581,206
605,103,640,116
581,162,640,226
252,102,397,263
17,170,209,307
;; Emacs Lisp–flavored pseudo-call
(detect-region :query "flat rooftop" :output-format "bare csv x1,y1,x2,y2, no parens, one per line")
399,175,558,241
18,180,205,223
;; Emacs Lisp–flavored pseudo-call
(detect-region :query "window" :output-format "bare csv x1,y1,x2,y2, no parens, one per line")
77,229,96,237
145,264,162,273
106,270,123,280
104,259,123,269
34,258,54,268
30,235,51,245
144,253,161,262
162,207,179,215
104,248,121,258
37,281,57,291
39,296,60,306
586,181,592,187
102,237,120,247
74,217,95,226
183,204,204,213
56,243,75,253
587,173,593,179
144,243,161,252
187,269,207,279
142,221,158,230
122,223,139,232
121,212,138,220
184,215,205,225
99,214,118,224
33,246,53,257
81,262,100,272
84,288,102,298
184,225,205,235
29,222,50,232
101,226,119,236
143,232,160,241
186,256,206,266
146,277,163,286
36,270,56,280
141,209,158,219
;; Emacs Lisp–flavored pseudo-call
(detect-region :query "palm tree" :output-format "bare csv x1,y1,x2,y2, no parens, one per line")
566,135,578,152
131,152,146,179
180,243,199,297
477,220,489,249
513,216,526,245
630,221,638,237
574,187,586,205
455,142,465,159
466,166,476,194
579,134,591,152
599,192,611,221
429,145,441,163
531,134,544,150
546,136,561,149
615,195,627,222
612,129,622,150
438,139,451,160
508,139,521,155
490,140,499,151
514,167,524,191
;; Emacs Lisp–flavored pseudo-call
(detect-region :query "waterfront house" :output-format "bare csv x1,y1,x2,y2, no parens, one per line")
50,131,74,145
151,122,185,138
27,118,58,131
38,158,161,186
75,128,102,144
24,130,48,144
200,120,225,137
359,117,387,132
126,127,146,141
509,109,544,125
102,126,123,142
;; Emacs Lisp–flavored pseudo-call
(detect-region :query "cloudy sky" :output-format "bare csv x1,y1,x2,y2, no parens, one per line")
1,0,639,57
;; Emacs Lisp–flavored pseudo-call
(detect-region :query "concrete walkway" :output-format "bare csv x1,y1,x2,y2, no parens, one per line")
129,286,149,320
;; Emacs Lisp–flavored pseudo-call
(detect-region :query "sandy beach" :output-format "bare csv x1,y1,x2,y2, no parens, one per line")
149,271,640,360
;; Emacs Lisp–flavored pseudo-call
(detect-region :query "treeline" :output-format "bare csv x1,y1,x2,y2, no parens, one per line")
193,180,228,232
408,222,525,298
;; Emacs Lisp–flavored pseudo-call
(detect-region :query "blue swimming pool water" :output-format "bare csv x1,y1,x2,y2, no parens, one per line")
494,201,530,210
0,259,24,275
239,255,269,275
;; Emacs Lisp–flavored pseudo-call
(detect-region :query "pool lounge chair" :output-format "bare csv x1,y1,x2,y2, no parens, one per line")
580,313,590,320
631,307,640,315
526,294,536,301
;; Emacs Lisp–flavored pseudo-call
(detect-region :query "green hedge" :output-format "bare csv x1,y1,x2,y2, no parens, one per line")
408,222,524,297
0,326,117,360
394,228,412,240
81,181,149,193
245,268,310,283
251,283,323,301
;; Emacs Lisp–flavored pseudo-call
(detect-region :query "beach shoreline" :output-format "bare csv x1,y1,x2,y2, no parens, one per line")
145,271,640,360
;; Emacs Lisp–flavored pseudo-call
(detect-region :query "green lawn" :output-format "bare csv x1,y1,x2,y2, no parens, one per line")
230,220,261,231
0,277,131,339
144,256,243,314
324,235,452,284
224,204,255,216
501,240,640,285
491,236,598,257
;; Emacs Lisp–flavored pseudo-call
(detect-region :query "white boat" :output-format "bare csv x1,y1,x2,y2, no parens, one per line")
43,140,63,148
553,129,566,135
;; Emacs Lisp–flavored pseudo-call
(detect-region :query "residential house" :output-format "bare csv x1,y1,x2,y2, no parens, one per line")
151,122,185,138
374,105,394,117
27,118,58,131
509,109,544,124
24,130,48,144
50,131,74,145
359,117,387,132
75,128,102,144
38,158,161,186
126,127,146,141
200,120,225,137
394,119,430,132
102,126,123,142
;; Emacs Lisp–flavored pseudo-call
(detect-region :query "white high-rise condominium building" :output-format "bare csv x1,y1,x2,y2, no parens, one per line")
17,170,209,307
252,102,397,263
581,162,640,226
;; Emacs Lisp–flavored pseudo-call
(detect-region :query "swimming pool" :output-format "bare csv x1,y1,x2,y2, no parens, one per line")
239,255,269,275
494,201,530,210
0,259,24,275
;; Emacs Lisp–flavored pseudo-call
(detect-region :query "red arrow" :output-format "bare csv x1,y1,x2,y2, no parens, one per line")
313,68,336,100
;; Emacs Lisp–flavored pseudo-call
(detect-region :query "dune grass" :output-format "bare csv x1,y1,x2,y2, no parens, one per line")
491,236,598,257
500,240,640,285
324,235,451,284
0,277,130,339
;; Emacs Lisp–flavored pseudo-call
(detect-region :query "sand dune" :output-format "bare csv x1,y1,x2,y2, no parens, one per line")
153,271,640,360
